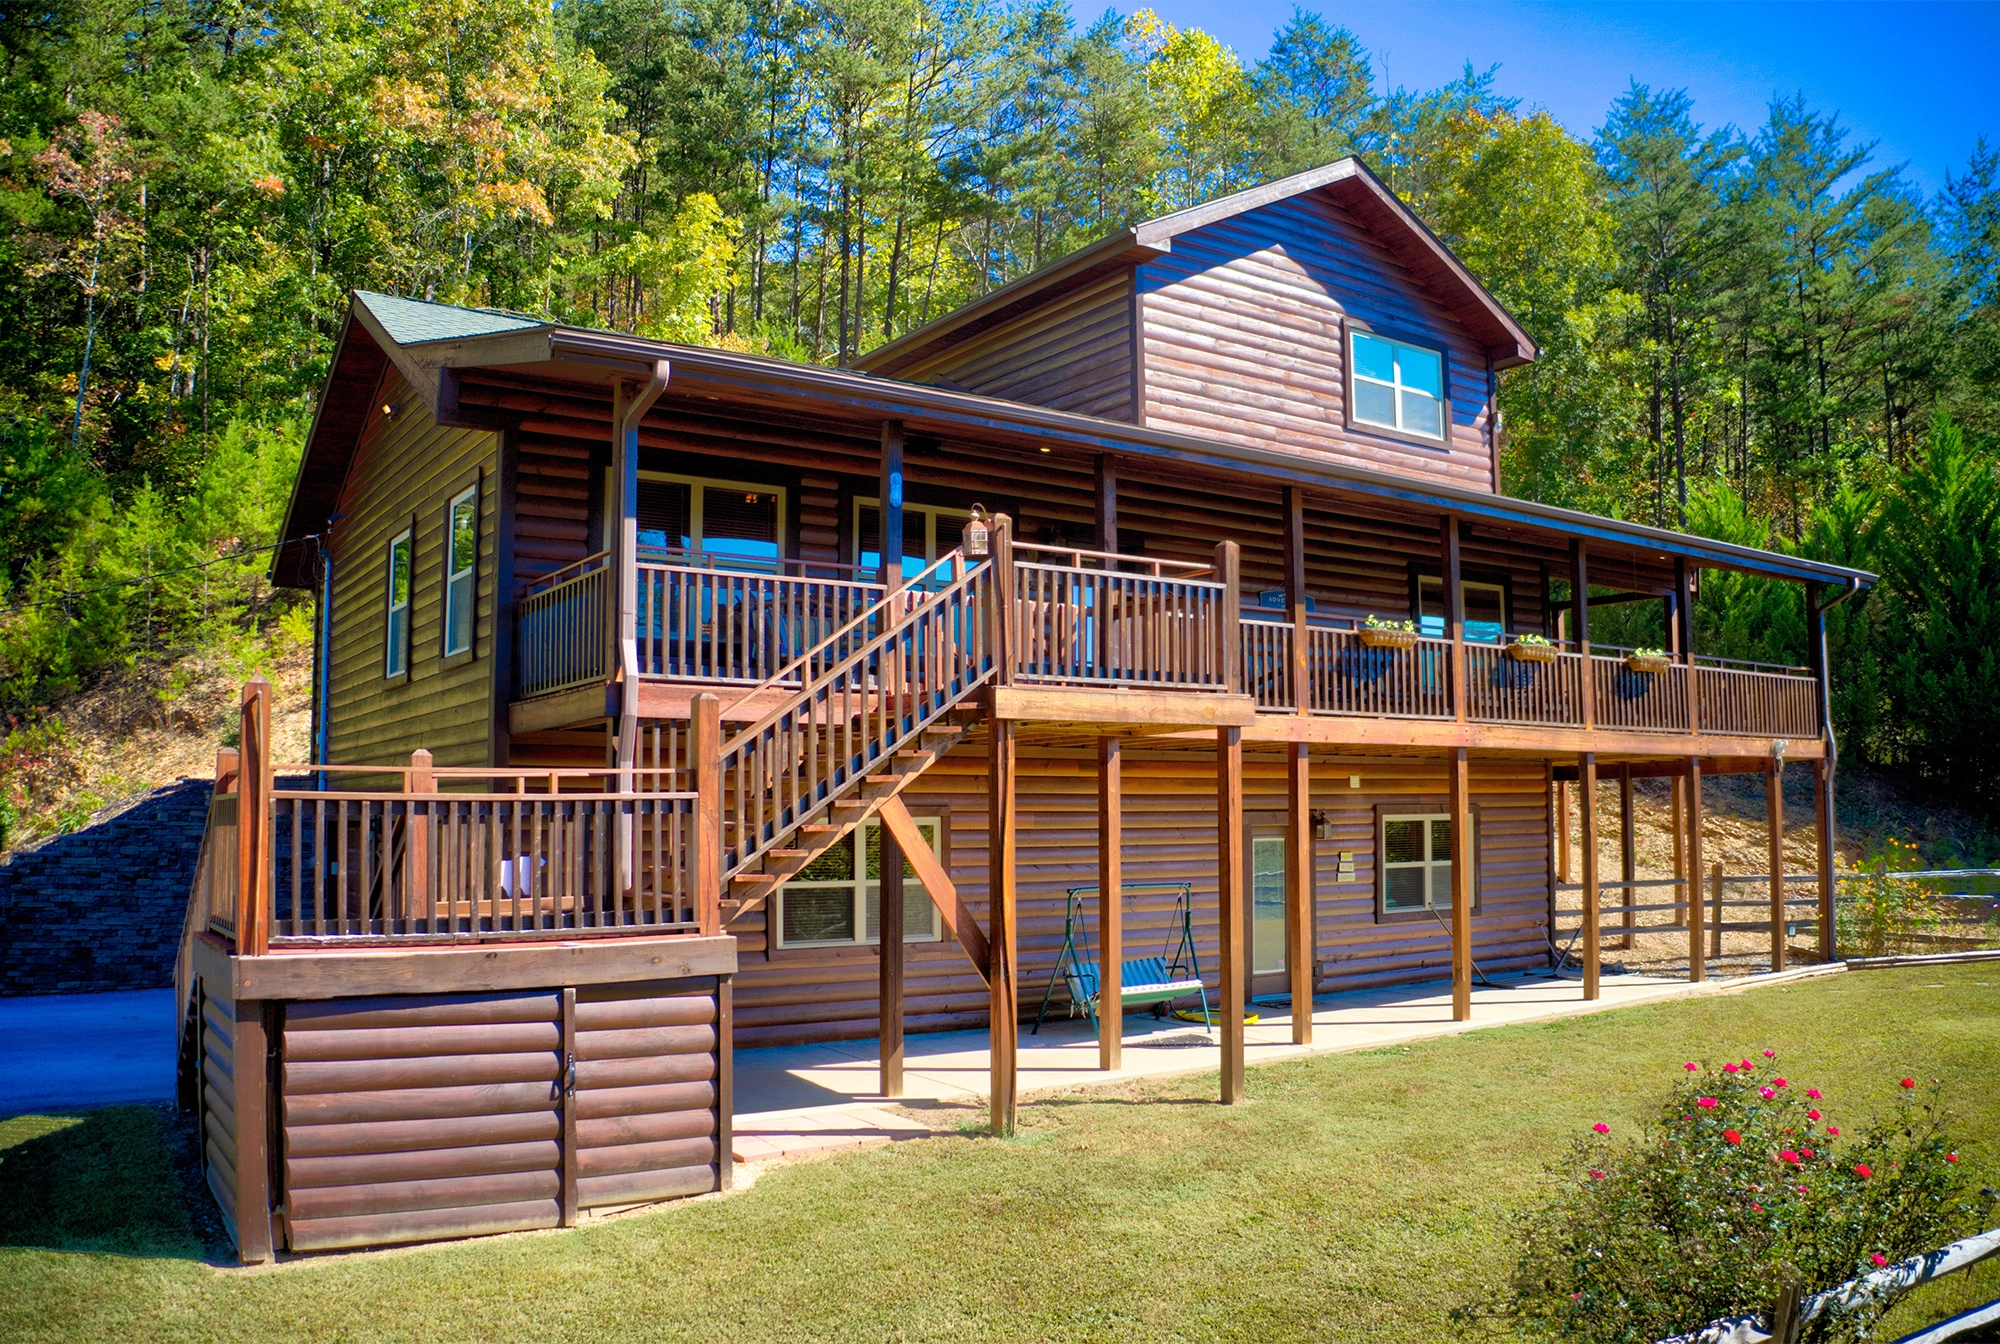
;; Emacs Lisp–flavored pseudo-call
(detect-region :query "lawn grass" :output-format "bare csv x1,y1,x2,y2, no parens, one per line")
1,964,1995,1344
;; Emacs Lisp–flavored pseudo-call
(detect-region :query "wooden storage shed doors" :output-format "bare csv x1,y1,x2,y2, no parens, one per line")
275,978,725,1253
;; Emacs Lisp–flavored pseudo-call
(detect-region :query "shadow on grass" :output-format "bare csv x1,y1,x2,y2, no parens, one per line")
0,1104,229,1261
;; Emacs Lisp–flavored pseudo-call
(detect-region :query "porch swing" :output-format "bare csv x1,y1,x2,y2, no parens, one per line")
1031,882,1212,1037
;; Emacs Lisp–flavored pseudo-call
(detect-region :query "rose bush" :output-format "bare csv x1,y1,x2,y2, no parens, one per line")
1490,1055,1974,1343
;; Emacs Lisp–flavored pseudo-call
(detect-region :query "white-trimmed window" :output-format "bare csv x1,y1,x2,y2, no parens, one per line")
775,817,943,948
1418,576,1506,644
855,499,966,582
384,529,412,677
1351,330,1446,440
1381,813,1452,912
636,471,785,572
443,485,478,656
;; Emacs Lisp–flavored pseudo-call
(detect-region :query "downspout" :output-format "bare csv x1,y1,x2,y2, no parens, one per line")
1812,575,1864,773
613,361,672,785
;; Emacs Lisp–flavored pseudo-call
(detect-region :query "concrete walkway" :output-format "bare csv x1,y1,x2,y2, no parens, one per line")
732,966,1837,1164
0,988,178,1117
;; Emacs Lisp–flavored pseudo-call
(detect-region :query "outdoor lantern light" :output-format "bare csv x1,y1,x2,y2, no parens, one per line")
963,504,991,557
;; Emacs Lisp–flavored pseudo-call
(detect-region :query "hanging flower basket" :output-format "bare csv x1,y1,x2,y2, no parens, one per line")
1626,652,1672,675
1358,626,1419,651
1506,640,1558,664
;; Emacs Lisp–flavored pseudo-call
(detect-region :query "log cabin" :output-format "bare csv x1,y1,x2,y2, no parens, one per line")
174,157,1873,1261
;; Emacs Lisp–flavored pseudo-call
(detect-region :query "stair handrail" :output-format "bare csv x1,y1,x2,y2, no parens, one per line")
719,552,986,759
715,558,995,876
718,548,972,717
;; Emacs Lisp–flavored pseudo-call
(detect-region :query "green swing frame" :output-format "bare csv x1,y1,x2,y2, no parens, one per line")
1031,881,1211,1037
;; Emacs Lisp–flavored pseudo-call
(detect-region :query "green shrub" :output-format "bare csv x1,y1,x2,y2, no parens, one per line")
1495,1057,1973,1343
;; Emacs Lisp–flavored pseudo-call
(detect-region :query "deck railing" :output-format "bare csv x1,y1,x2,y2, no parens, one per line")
636,561,886,683
1591,654,1690,733
519,554,614,698
1241,616,1294,709
268,774,701,945
1299,626,1454,719
1011,544,1232,690
1465,645,1586,728
186,680,719,956
1697,659,1820,738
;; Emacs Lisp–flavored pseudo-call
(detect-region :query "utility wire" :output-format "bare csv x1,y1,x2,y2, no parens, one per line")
0,533,320,617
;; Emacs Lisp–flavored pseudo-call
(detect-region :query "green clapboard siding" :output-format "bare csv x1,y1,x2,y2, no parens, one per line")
327,371,501,769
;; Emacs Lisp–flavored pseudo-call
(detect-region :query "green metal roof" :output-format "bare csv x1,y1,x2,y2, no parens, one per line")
355,291,547,346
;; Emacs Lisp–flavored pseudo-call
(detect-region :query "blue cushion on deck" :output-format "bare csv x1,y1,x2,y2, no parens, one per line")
1065,956,1203,1007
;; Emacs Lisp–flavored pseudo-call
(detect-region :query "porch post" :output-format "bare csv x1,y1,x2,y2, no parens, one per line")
1214,541,1241,692
988,719,1019,1135
1286,742,1314,1041
1218,725,1246,1104
1687,757,1706,982
1572,541,1593,730
1766,762,1786,973
1671,774,1689,923
1814,757,1836,961
691,693,723,935
237,676,273,955
1095,454,1118,551
879,420,905,591
879,821,905,1097
1098,735,1122,1071
1285,487,1309,713
1556,779,1571,884
1443,515,1466,721
1677,557,1700,736
1619,764,1636,950
1579,752,1600,1000
1448,746,1474,1021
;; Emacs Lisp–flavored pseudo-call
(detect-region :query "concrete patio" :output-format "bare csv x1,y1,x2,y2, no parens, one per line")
731,964,1841,1164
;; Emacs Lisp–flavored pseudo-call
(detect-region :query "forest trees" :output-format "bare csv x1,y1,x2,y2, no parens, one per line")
3,0,2000,799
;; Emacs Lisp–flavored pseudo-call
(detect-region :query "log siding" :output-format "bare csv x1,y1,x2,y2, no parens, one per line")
1137,194,1498,491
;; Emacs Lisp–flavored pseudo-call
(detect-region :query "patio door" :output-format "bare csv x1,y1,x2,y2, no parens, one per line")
1250,833,1286,975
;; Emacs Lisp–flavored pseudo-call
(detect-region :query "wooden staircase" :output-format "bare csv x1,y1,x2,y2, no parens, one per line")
712,551,998,921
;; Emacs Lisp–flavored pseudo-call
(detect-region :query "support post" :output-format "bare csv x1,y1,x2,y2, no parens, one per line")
988,719,1019,1134
1218,725,1245,1103
1097,735,1122,1071
236,677,272,955
879,820,905,1097
1443,515,1466,722
1767,761,1786,973
1579,753,1600,1000
1572,541,1593,730
879,420,905,592
1688,757,1706,982
232,1001,274,1263
989,514,1014,688
691,693,722,935
1285,487,1310,714
1619,764,1636,950
1544,762,1560,968
1671,774,1688,922
1214,540,1241,693
1448,747,1474,1021
1710,861,1725,959
1095,454,1118,552
1556,779,1571,884
1678,557,1700,735
1814,756,1837,962
1286,740,1313,1042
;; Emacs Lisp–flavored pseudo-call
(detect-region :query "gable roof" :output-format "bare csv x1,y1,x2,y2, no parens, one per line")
275,291,1871,594
854,157,1537,379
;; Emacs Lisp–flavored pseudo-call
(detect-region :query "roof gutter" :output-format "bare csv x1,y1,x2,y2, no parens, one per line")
543,328,1875,590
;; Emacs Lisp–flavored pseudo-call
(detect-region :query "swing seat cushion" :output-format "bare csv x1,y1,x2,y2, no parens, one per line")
1067,957,1204,1011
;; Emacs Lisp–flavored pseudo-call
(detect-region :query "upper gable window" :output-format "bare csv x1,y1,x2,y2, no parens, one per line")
1351,331,1446,441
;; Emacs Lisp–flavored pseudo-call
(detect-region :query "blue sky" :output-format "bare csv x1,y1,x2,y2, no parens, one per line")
1131,0,2000,195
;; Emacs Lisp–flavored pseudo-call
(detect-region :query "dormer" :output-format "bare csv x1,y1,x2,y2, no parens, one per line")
854,158,1535,493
